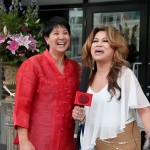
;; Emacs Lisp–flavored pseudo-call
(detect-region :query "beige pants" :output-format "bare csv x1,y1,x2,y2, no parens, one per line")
95,121,141,150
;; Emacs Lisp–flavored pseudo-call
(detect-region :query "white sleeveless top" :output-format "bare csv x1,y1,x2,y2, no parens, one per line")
80,67,150,150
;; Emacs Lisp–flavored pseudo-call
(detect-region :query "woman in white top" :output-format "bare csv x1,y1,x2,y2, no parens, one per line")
72,26,150,150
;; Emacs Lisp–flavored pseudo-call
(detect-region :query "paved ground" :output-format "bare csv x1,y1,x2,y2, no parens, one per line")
0,144,7,150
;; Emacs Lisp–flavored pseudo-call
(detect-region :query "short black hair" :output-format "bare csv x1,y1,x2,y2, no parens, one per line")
42,16,70,38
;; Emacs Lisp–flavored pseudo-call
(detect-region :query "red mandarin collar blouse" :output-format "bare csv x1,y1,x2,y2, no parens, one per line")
13,49,80,150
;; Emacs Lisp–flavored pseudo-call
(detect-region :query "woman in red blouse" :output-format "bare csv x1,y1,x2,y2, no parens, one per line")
13,16,80,150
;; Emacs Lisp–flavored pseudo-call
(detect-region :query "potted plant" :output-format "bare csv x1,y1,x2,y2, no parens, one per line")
0,0,44,65
0,0,45,94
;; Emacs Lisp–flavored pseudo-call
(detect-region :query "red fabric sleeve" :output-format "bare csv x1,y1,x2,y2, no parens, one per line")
13,59,38,129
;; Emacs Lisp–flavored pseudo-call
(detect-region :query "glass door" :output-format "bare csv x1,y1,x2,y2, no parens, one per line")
85,2,148,97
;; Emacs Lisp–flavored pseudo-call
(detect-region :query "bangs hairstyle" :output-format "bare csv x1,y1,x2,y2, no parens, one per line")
42,16,71,38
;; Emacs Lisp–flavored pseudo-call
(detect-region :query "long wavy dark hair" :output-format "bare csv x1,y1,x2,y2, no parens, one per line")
82,26,130,100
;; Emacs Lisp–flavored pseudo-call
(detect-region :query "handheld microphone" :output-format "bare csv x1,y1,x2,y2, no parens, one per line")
74,66,92,139
79,66,91,92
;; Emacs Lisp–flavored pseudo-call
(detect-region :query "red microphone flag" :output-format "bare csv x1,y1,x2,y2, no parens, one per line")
74,91,93,106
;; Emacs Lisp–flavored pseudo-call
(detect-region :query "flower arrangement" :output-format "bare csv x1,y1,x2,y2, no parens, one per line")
0,0,44,65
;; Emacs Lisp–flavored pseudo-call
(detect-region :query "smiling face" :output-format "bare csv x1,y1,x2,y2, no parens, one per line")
45,25,70,55
91,31,114,64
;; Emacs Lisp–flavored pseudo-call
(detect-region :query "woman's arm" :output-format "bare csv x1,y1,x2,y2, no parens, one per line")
137,106,150,139
18,127,35,150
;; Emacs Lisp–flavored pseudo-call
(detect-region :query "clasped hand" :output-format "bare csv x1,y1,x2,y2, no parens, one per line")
72,106,85,122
